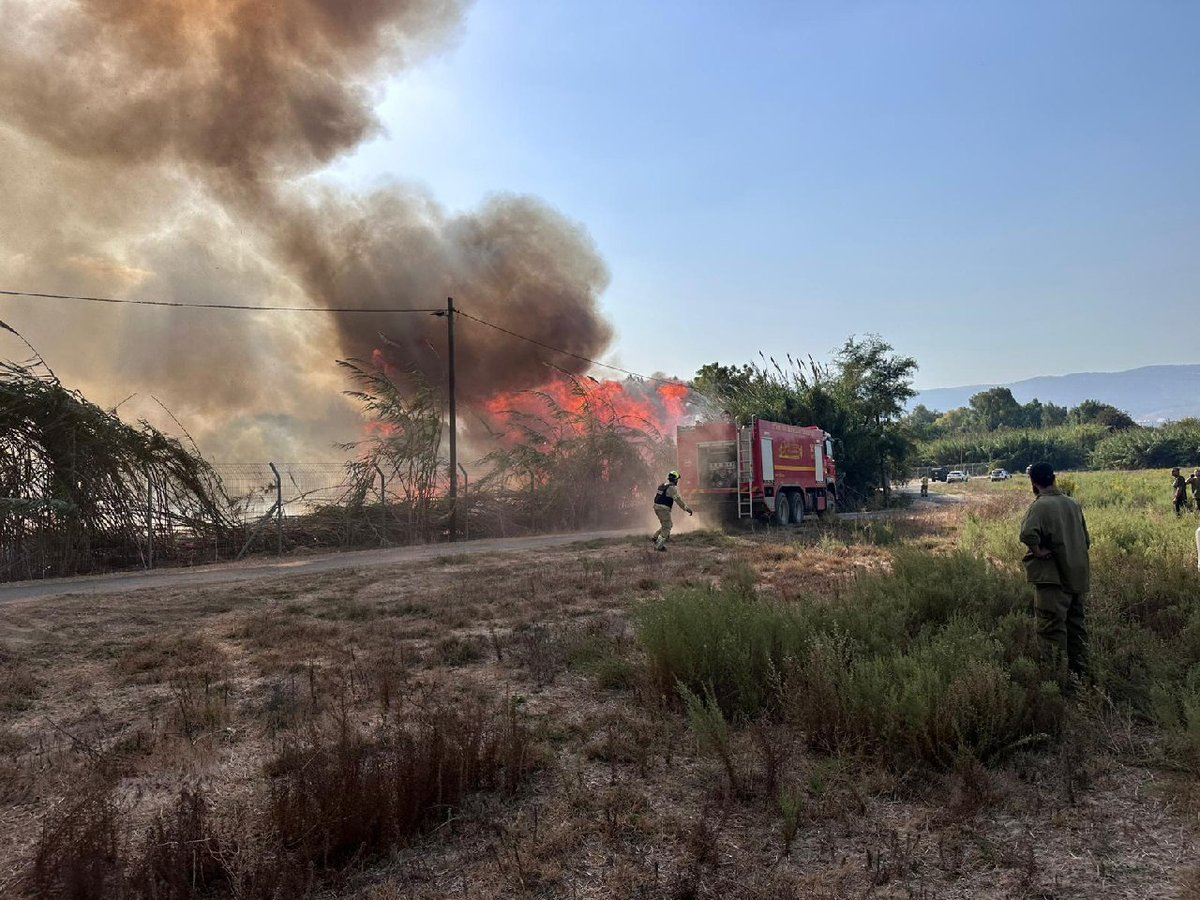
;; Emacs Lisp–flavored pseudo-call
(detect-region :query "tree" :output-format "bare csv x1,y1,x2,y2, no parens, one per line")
1016,398,1070,428
904,404,943,440
1069,399,1137,430
833,336,918,500
1041,402,1069,427
934,407,976,434
691,335,918,501
968,387,1022,431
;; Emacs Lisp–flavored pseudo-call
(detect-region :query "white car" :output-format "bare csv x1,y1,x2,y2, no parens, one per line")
946,470,968,483
990,469,1010,481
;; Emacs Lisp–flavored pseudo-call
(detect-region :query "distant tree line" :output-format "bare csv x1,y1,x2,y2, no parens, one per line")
905,387,1137,441
906,386,1200,471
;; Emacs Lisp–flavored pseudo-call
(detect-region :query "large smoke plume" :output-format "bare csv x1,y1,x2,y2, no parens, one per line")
0,0,612,457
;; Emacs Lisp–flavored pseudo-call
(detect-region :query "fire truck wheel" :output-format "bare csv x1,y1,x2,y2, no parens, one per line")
772,492,790,527
818,493,837,518
789,490,805,525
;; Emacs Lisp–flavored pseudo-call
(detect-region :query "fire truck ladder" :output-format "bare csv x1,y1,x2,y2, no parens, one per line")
735,424,755,519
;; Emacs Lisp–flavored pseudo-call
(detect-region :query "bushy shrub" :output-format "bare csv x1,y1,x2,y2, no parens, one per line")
1090,419,1200,470
636,582,804,718
637,551,1061,770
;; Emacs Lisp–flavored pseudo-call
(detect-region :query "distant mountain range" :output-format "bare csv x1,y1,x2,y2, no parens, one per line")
913,364,1200,424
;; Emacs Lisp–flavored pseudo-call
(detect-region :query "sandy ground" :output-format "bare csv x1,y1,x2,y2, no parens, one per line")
0,528,641,605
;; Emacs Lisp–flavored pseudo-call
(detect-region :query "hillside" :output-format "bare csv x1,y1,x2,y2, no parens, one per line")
914,363,1200,423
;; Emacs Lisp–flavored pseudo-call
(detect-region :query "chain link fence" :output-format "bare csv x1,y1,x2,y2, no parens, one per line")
1,458,592,582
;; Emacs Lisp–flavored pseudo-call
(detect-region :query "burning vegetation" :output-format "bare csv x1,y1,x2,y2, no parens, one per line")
478,374,688,532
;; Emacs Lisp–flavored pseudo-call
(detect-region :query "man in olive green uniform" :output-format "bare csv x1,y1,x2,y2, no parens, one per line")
1187,468,1200,513
652,470,693,551
1172,467,1188,516
1020,462,1090,678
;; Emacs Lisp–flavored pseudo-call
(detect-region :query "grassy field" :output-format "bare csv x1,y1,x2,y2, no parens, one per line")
1,479,1197,899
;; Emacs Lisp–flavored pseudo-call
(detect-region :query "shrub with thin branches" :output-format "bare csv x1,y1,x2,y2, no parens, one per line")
0,346,233,580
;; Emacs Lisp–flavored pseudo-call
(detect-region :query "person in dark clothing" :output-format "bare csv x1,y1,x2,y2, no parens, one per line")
1172,467,1188,516
1020,462,1090,678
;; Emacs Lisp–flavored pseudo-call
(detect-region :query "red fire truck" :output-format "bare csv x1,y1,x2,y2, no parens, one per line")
676,418,837,524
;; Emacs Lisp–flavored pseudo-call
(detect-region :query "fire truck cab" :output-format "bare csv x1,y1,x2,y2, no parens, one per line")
676,418,837,524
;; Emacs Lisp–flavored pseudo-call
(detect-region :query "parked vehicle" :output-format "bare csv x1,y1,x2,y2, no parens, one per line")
929,466,950,482
946,470,968,483
677,418,837,524
990,468,1010,481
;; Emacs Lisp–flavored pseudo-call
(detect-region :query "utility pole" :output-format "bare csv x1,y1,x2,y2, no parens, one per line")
445,297,458,541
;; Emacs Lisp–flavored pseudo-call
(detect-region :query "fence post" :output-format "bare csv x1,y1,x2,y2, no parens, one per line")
146,470,154,569
376,465,387,546
458,463,469,542
269,462,282,556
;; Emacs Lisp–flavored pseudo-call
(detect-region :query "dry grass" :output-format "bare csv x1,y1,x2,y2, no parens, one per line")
0,516,1196,899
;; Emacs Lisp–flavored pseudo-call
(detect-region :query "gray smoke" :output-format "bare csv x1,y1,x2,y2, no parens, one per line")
0,0,613,457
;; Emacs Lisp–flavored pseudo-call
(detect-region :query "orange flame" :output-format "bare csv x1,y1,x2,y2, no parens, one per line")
483,375,693,447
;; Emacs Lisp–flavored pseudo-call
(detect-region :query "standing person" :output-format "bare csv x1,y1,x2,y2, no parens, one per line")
920,475,929,497
1020,462,1091,679
1172,467,1188,516
1187,468,1200,512
652,470,693,551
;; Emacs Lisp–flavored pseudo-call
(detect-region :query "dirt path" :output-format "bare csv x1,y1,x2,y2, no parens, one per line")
0,494,966,606
0,528,640,605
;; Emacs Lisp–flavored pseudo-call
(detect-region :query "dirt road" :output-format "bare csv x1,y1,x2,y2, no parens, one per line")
0,528,640,605
0,494,965,606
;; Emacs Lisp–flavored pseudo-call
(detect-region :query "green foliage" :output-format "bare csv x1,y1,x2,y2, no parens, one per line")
680,684,740,792
637,582,799,718
1070,399,1138,430
692,335,918,496
917,424,1108,471
916,395,1127,438
637,551,1060,770
969,387,1023,431
1089,419,1200,470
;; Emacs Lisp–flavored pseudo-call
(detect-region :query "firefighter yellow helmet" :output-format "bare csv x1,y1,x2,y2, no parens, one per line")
668,470,680,482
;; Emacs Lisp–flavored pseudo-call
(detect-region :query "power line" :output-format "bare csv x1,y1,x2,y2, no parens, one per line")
456,310,683,387
0,285,687,387
0,288,442,313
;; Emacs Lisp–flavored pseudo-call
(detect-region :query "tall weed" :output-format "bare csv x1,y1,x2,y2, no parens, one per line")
638,551,1062,769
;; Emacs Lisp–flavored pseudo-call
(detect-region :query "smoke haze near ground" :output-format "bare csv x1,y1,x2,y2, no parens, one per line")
0,0,614,458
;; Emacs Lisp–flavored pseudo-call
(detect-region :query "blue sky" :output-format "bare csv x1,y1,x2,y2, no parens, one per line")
335,0,1200,390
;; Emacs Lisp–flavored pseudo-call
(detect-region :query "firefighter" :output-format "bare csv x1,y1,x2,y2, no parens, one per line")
652,470,692,551
1172,467,1188,516
1020,462,1090,679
